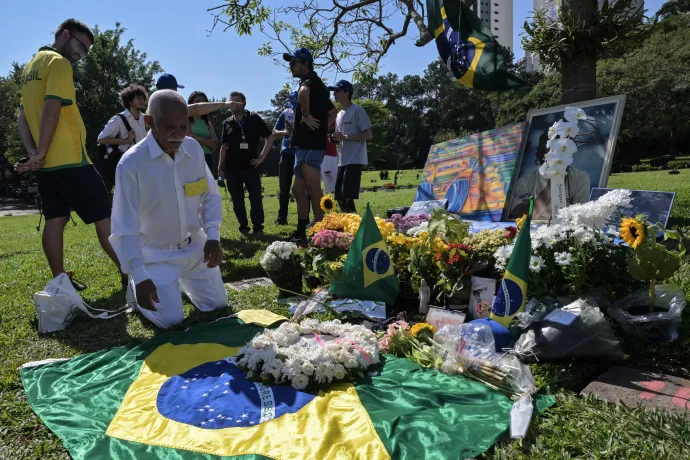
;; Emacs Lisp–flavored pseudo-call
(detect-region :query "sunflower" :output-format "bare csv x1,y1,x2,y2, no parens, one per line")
320,194,336,213
620,218,647,249
410,322,437,338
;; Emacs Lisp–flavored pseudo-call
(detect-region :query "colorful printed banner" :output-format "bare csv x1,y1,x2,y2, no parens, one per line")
415,123,526,221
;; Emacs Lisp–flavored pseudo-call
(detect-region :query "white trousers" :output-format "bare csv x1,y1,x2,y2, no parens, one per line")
321,155,339,195
129,250,228,329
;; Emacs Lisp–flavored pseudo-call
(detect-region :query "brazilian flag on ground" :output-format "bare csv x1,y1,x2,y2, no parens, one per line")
330,204,399,305
426,0,525,90
491,197,534,327
21,309,554,459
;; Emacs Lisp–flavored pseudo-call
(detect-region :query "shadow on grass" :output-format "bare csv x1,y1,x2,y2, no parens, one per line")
45,290,148,354
220,234,284,282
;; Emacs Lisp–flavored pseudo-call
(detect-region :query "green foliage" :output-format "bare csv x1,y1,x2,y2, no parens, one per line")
522,0,652,71
0,63,25,165
668,160,690,170
75,23,162,161
354,99,390,167
598,14,690,158
427,208,470,244
625,217,685,310
632,164,662,172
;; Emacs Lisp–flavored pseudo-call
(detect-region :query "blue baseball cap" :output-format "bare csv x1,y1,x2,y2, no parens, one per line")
282,48,313,64
288,91,298,108
156,74,184,90
327,79,354,94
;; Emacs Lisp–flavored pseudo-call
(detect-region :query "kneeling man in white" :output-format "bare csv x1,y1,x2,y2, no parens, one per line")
109,90,227,329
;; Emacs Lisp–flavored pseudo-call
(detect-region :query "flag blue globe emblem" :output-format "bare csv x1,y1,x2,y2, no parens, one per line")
491,279,523,318
157,358,316,429
435,17,476,78
365,247,391,275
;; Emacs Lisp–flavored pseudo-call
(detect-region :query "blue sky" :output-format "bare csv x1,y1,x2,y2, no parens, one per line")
1,0,664,111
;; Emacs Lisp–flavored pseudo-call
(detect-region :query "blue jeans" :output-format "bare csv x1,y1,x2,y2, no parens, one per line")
293,149,325,178
226,167,264,232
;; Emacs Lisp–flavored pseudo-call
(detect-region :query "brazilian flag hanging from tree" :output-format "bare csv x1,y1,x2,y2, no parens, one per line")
426,0,525,90
330,204,399,305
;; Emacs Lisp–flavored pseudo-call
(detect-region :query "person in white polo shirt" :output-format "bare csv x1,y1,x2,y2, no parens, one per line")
97,84,148,194
109,90,228,329
328,80,372,213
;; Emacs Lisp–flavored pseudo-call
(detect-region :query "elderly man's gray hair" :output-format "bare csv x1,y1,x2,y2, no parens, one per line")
148,89,187,118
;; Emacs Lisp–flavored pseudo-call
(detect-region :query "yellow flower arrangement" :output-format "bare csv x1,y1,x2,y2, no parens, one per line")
320,194,336,213
387,233,422,249
620,217,647,249
308,212,394,238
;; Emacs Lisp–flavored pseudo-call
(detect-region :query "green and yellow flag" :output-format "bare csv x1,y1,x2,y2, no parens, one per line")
20,310,555,459
426,0,525,90
491,197,534,327
330,204,399,305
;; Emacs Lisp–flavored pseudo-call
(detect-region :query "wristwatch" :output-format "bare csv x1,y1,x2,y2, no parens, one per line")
344,134,350,141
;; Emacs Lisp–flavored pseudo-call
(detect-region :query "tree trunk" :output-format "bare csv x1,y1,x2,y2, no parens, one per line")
560,0,599,104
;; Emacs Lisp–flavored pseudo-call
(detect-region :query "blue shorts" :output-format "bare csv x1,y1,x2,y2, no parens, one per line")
293,149,325,178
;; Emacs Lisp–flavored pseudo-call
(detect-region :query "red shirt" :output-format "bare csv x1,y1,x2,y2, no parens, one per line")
325,122,337,156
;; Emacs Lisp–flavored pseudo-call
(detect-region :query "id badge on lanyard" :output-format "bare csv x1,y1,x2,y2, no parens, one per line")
237,117,249,150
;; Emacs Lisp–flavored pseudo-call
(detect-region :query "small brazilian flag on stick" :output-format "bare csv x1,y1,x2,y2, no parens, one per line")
490,197,534,327
426,0,525,90
330,204,399,305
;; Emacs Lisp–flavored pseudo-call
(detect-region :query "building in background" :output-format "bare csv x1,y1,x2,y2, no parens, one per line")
467,0,514,51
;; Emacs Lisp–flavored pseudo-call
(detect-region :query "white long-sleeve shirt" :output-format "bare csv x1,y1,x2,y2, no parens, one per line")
109,132,222,285
97,109,147,153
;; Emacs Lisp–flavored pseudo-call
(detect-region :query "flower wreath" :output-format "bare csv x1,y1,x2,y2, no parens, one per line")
236,319,380,391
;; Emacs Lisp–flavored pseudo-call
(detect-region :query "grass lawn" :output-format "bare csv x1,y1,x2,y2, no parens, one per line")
1,170,689,459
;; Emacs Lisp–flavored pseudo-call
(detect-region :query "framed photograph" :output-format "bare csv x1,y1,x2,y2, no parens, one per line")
589,188,676,228
505,95,626,222
469,277,496,320
425,306,466,330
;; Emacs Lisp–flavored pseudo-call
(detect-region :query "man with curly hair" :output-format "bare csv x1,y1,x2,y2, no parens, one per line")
97,84,149,193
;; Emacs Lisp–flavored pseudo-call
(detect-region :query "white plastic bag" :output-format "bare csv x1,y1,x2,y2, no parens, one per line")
34,273,131,333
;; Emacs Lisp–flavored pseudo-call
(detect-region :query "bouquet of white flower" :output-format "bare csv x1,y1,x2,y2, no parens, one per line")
260,241,302,296
494,189,641,299
260,241,299,272
236,319,379,390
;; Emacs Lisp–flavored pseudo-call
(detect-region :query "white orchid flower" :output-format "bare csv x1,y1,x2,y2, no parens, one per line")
540,163,565,178
550,137,577,155
547,125,558,140
554,120,578,139
545,152,574,168
564,106,586,122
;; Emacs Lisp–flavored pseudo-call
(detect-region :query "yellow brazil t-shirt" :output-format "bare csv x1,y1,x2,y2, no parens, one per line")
20,46,90,170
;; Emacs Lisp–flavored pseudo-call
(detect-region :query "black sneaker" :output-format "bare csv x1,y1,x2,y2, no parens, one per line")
275,218,288,225
252,229,264,236
239,227,251,235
